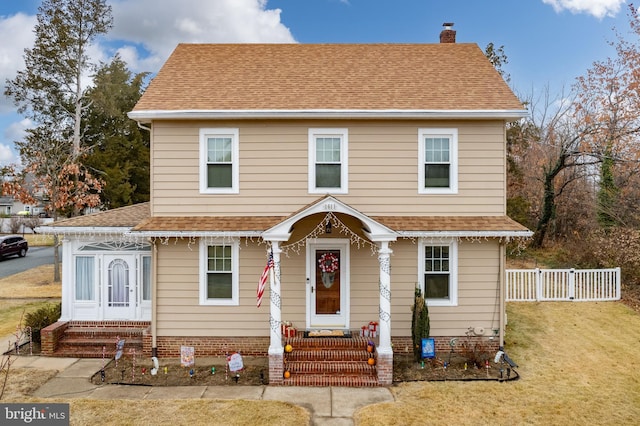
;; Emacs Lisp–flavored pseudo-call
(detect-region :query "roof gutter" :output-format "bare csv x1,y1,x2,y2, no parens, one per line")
128,109,529,122
36,226,133,235
397,230,533,239
125,230,265,239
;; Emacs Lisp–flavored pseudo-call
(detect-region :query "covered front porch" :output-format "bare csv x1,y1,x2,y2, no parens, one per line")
261,196,397,385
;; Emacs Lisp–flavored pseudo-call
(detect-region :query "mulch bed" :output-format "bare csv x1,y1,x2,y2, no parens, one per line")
84,352,517,387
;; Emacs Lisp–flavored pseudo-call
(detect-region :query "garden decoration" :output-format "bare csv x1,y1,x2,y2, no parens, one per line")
101,346,106,382
318,252,339,288
114,337,125,368
189,368,195,378
180,346,195,367
211,366,216,375
131,348,136,382
25,326,32,356
494,347,518,380
227,352,244,383
447,338,457,365
150,356,159,375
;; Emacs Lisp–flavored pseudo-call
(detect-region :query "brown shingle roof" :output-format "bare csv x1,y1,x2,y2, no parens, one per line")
372,216,529,232
45,203,150,228
131,216,284,232
130,215,528,234
132,44,524,112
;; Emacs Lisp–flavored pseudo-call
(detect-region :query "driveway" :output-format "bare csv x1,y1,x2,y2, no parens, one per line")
0,246,59,279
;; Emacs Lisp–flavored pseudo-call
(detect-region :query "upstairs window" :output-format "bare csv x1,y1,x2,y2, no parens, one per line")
418,128,458,194
309,128,348,194
200,128,239,194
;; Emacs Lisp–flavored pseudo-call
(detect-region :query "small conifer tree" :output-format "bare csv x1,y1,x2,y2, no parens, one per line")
411,287,430,362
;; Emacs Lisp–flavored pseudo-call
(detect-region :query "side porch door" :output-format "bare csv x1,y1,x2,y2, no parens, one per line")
307,239,350,329
103,254,136,319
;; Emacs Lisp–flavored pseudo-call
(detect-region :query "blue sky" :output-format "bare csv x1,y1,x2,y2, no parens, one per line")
0,0,632,167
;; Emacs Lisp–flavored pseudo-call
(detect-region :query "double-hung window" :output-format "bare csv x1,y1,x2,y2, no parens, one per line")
199,240,239,305
309,128,348,194
419,239,458,306
418,128,458,194
200,128,239,194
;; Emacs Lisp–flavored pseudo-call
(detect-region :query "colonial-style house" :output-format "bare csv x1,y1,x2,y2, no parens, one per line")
40,25,532,386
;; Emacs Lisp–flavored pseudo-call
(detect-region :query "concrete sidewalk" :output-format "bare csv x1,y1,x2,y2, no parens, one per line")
11,356,395,425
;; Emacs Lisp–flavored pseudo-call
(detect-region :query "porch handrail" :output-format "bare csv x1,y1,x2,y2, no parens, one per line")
506,268,621,302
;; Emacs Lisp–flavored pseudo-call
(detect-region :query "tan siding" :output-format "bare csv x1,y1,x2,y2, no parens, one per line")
389,240,501,337
155,237,502,338
150,119,506,216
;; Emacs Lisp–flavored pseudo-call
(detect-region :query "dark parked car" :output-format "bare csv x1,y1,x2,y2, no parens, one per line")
0,235,29,259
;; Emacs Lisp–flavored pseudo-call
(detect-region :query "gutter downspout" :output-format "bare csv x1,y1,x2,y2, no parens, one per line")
151,239,158,357
499,242,506,346
136,120,151,132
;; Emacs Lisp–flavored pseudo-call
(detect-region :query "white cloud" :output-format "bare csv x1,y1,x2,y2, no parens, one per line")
0,13,36,113
0,143,14,165
109,0,295,73
4,117,32,142
542,0,626,19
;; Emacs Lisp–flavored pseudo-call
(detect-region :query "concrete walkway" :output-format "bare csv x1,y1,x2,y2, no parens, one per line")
10,356,395,425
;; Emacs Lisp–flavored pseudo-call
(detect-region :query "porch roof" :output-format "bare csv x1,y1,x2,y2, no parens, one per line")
36,202,150,234
128,214,531,239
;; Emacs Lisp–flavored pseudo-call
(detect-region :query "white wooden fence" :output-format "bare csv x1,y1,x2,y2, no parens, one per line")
506,268,621,302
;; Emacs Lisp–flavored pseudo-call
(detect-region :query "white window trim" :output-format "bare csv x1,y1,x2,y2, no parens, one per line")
418,238,458,306
418,128,458,194
199,239,240,306
308,128,349,194
199,128,240,194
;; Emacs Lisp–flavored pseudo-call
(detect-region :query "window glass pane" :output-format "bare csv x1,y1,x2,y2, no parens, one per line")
75,256,94,301
425,274,450,299
316,137,341,162
207,245,232,272
425,164,450,188
425,137,449,162
207,164,232,188
142,256,151,301
207,273,232,299
316,164,341,187
207,137,232,162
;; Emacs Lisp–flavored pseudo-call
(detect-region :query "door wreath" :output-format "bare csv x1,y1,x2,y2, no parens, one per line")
318,252,339,288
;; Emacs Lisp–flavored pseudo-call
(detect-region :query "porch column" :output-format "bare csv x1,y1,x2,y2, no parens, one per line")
267,242,284,384
268,241,283,354
377,241,393,354
377,241,393,385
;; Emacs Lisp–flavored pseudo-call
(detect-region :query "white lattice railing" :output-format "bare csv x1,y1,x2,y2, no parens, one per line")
506,268,621,302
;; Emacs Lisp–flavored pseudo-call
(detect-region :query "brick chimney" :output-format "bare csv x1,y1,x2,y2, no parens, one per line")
440,22,456,43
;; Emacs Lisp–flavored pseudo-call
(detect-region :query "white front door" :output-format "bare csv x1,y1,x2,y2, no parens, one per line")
103,255,136,319
308,239,349,329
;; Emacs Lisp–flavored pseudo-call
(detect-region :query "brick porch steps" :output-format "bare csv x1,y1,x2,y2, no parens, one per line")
54,325,145,358
282,335,379,387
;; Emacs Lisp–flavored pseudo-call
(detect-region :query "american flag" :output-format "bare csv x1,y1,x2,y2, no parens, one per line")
257,251,273,308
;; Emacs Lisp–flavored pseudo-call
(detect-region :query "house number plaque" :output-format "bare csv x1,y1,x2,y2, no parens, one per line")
323,202,336,211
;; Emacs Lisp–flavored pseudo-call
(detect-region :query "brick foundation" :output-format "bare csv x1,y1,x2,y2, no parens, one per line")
391,336,500,356
153,336,270,358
